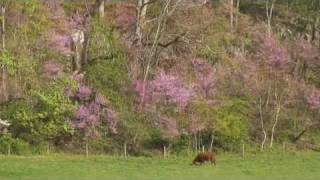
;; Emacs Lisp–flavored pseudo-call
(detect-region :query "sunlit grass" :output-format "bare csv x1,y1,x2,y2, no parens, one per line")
0,152,319,180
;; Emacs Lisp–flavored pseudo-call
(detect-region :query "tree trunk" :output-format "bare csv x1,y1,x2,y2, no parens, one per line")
124,143,127,158
85,142,89,158
140,0,170,107
242,143,245,158
230,0,234,32
209,133,214,152
270,102,281,148
235,0,240,31
259,97,267,151
136,0,150,41
1,67,8,102
266,0,275,37
94,0,105,18
71,30,85,72
1,5,5,49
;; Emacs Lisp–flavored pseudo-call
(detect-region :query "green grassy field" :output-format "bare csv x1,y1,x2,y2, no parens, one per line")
0,152,319,180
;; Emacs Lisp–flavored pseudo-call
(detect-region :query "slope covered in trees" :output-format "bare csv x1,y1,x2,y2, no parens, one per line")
0,0,319,155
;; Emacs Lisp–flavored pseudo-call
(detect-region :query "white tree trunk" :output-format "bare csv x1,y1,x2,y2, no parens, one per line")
266,0,275,37
71,30,85,72
209,133,214,152
270,102,281,148
97,0,105,18
259,97,267,151
136,0,150,41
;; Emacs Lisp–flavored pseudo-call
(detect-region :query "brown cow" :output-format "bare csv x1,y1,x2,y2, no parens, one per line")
192,152,216,165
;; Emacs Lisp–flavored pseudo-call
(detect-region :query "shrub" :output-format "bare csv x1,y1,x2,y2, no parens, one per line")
0,136,30,155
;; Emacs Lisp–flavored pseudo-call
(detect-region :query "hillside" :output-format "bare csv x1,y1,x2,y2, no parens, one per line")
0,0,319,155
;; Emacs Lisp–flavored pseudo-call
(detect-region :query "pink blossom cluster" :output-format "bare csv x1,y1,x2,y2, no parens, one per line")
133,70,193,110
191,58,217,98
72,100,119,135
114,12,136,29
305,87,320,110
72,103,100,130
153,70,193,108
42,61,63,79
69,14,86,30
258,36,290,69
48,33,73,56
77,86,92,101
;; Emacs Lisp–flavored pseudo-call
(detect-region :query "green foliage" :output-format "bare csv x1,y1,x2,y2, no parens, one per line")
7,1,50,48
86,17,130,111
86,59,130,110
192,98,251,150
0,136,30,155
4,79,75,144
0,49,18,75
213,98,251,149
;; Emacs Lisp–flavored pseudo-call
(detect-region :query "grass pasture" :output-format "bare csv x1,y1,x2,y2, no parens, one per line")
0,152,319,180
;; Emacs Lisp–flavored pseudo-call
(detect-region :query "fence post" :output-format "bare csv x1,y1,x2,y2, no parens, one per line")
7,143,10,156
47,142,50,155
242,143,245,158
202,145,205,153
124,143,127,158
85,143,89,158
163,146,166,159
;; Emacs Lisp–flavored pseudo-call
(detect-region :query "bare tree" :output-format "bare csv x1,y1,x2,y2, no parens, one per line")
136,0,151,42
230,0,234,32
266,0,276,37
259,96,268,151
235,0,240,31
269,91,282,148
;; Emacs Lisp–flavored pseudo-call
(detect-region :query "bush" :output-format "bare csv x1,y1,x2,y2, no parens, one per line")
213,98,251,150
0,136,30,155
2,79,75,144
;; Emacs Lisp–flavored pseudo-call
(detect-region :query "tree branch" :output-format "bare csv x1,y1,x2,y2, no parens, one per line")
144,32,186,48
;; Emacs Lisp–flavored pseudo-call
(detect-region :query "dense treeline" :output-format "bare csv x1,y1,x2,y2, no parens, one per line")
0,0,319,155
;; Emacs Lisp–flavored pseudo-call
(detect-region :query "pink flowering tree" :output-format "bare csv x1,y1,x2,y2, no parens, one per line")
152,70,194,110
42,61,63,79
133,70,194,142
105,109,119,135
257,36,290,70
72,103,100,141
191,58,217,100
133,62,218,145
252,34,292,149
133,70,194,111
114,12,136,29
72,98,119,155
305,87,320,110
292,39,319,80
77,85,92,101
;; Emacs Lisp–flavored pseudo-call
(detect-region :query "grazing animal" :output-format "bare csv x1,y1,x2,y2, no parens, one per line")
192,152,216,165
